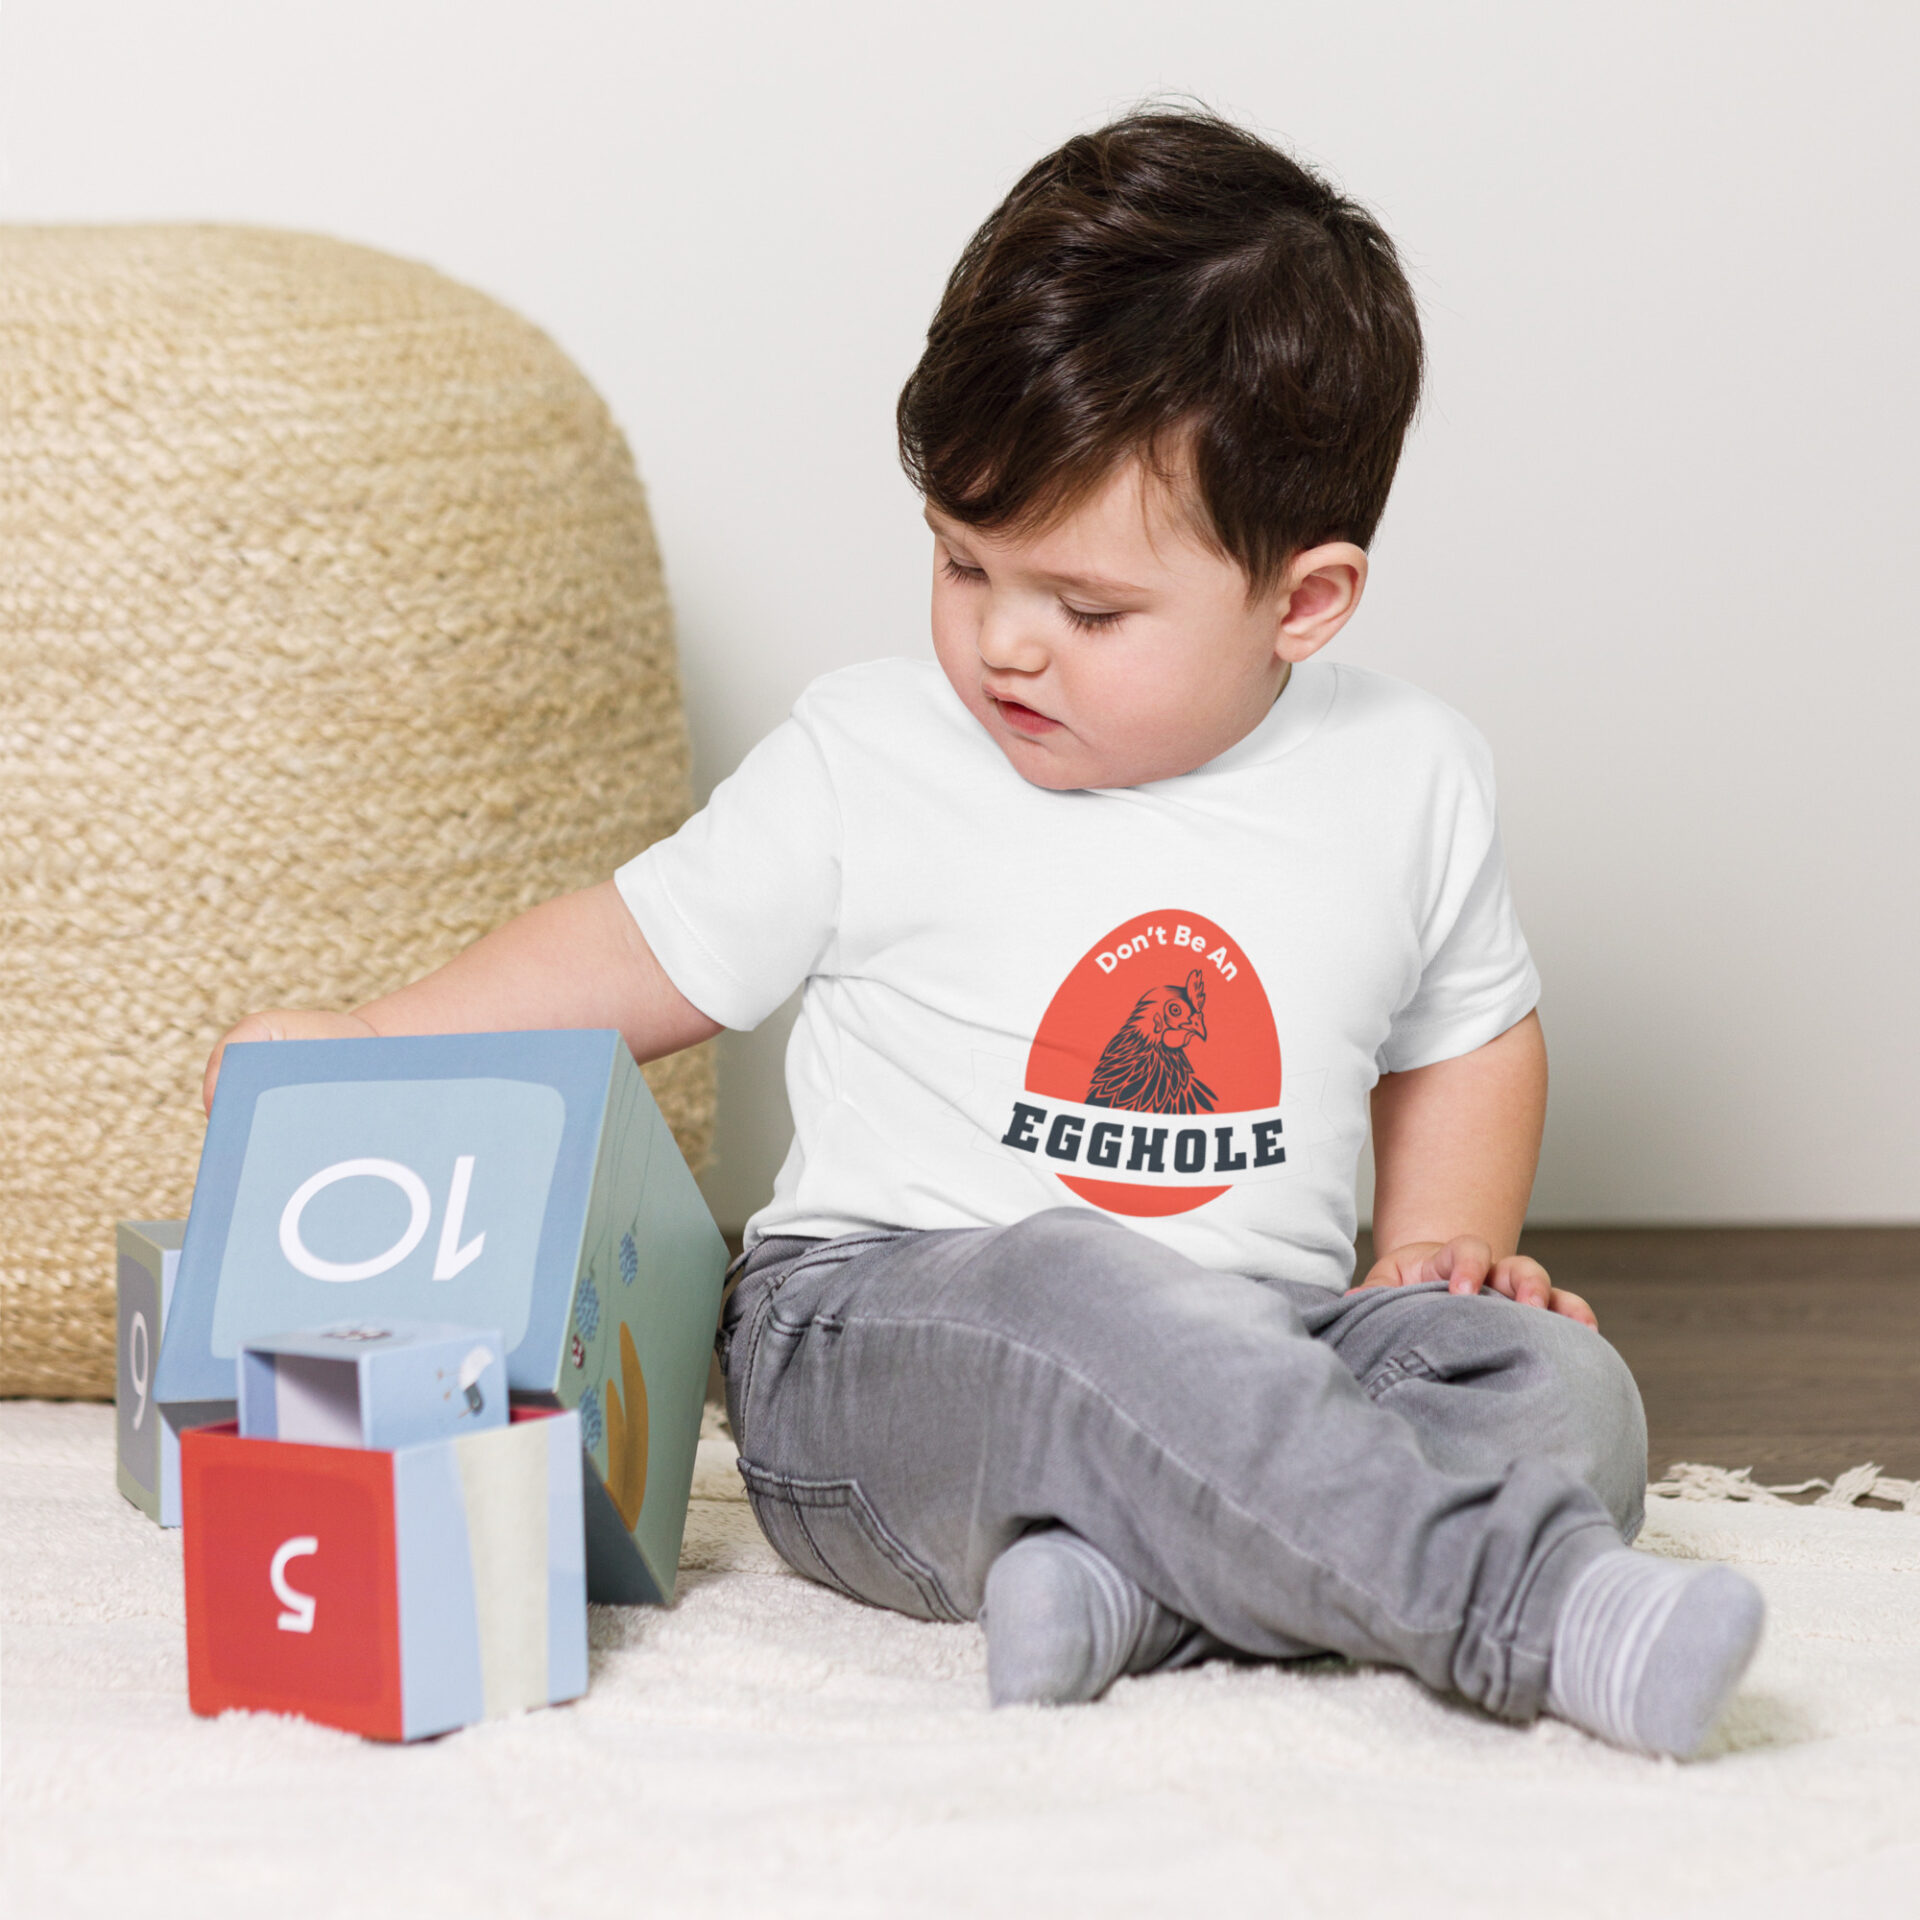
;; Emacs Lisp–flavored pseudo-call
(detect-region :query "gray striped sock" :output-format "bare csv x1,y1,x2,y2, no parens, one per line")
1546,1549,1765,1758
982,1529,1187,1707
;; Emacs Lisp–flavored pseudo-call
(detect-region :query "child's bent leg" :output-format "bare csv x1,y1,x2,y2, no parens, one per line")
1295,1282,1650,1540
723,1209,1618,1723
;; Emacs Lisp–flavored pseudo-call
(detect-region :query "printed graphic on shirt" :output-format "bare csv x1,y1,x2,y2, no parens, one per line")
1003,909,1282,1219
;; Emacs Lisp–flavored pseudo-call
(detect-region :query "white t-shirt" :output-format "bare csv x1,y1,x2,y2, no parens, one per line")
616,656,1539,1293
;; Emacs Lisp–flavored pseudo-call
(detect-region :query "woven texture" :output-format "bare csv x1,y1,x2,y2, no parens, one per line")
0,225,715,1398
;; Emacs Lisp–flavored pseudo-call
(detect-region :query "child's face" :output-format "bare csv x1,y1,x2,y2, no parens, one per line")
927,460,1365,790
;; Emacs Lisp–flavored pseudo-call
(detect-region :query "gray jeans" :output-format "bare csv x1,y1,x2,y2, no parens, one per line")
719,1208,1647,1720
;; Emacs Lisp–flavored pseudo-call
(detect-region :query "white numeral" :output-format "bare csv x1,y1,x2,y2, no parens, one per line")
278,1152,487,1290
127,1310,150,1432
433,1154,485,1280
280,1159,430,1281
271,1536,319,1633
278,1156,487,1284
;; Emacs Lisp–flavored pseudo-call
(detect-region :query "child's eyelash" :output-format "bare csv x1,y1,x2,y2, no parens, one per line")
943,557,1126,632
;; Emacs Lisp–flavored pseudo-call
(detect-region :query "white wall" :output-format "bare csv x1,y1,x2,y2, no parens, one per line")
7,0,1915,1228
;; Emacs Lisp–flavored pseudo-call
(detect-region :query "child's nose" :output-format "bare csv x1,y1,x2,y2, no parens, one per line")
975,608,1050,674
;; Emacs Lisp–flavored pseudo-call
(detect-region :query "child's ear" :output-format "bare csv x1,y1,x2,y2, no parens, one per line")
1268,541,1368,664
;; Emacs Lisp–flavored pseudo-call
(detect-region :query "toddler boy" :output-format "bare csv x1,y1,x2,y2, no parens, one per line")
209,111,1763,1756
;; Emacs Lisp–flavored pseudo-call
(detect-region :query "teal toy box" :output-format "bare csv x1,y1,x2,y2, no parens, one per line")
152,1030,729,1602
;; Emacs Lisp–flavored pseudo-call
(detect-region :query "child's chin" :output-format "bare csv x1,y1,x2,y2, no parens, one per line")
1000,745,1110,792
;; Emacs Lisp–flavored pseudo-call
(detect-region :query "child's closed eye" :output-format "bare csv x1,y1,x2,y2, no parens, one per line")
941,554,1125,631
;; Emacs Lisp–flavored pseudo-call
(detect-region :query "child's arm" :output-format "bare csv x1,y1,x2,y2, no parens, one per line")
201,880,722,1113
1356,1011,1595,1325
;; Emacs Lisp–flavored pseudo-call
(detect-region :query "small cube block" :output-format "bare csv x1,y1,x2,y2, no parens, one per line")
238,1322,507,1451
183,1407,587,1740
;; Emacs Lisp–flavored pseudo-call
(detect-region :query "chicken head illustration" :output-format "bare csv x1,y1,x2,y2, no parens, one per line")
1085,967,1216,1114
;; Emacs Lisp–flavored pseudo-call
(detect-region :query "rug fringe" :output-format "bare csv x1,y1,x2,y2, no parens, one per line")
1650,1461,1920,1513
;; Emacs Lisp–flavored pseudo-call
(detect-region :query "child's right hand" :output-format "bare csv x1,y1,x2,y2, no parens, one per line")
202,1009,379,1114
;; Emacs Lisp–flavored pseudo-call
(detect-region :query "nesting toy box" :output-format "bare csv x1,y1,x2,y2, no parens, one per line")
237,1323,508,1449
184,1402,586,1740
116,1221,189,1524
152,1030,729,1602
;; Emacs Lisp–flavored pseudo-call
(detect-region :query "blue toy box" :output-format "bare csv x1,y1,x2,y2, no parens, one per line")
151,1030,729,1602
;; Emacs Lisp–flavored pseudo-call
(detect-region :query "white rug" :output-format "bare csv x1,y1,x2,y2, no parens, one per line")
4,1403,1918,1920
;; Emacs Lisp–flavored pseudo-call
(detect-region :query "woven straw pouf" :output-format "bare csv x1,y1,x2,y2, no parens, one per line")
1,225,716,1398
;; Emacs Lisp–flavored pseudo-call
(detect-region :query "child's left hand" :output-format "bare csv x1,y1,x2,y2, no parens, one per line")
1351,1237,1598,1328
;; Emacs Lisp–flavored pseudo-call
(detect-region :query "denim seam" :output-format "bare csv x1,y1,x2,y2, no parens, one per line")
1456,1514,1615,1717
1362,1349,1438,1401
805,1479,957,1620
786,1497,865,1607
730,1243,882,1425
734,1460,853,1599
738,1461,962,1621
1499,1514,1616,1664
762,1235,898,1292
768,1307,846,1336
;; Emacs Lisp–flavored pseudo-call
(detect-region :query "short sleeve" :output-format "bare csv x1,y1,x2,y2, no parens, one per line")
614,712,842,1030
1378,820,1540,1076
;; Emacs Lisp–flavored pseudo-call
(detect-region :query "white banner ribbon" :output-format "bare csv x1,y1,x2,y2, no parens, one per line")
994,1091,1293,1188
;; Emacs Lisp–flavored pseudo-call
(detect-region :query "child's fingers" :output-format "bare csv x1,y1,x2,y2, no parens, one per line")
202,1008,374,1112
1548,1287,1599,1329
1488,1255,1553,1310
1348,1261,1412,1294
1348,1242,1441,1293
1430,1236,1493,1294
201,1015,273,1113
202,1010,289,1112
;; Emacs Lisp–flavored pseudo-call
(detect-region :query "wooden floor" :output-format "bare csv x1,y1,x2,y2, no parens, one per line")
1362,1227,1920,1482
1518,1228,1920,1483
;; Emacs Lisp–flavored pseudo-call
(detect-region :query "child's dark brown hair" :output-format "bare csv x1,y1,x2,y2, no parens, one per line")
898,107,1424,594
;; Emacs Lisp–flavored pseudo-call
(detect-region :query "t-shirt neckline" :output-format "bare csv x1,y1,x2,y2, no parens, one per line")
1102,657,1338,795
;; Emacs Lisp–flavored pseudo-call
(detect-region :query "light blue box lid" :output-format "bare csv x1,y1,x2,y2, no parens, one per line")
242,1321,497,1365
155,1030,622,1407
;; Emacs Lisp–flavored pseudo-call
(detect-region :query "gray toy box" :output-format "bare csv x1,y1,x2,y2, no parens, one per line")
115,1220,190,1523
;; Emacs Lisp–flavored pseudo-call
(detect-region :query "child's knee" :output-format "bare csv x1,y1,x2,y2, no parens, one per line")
1364,1295,1650,1540
1532,1318,1649,1539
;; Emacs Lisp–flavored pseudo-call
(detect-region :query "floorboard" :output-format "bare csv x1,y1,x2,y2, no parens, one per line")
1520,1228,1920,1482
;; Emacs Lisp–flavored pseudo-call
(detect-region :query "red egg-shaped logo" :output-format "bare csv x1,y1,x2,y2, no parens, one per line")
1004,909,1282,1218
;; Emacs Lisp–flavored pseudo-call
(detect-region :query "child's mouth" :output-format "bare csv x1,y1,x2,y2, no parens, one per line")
991,694,1061,737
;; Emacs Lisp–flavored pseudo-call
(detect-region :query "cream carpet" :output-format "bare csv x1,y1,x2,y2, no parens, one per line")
4,1402,1917,1920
